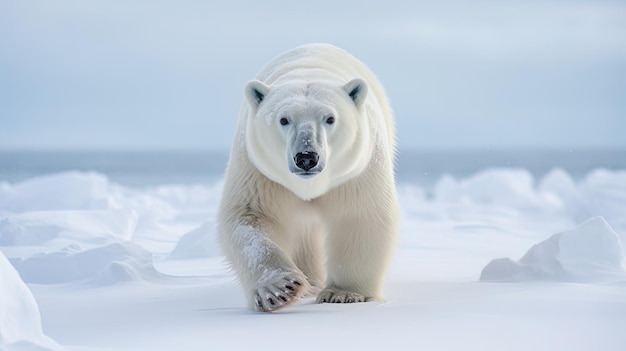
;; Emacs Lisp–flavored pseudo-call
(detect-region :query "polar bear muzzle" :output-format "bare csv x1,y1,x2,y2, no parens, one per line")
288,123,326,177
294,151,319,172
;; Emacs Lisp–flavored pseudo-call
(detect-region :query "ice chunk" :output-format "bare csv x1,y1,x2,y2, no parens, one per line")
577,170,626,236
0,250,63,350
480,217,626,282
540,169,626,235
10,241,166,285
168,221,220,260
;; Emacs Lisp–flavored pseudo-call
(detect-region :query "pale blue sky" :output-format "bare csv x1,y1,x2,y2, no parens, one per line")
1,0,625,150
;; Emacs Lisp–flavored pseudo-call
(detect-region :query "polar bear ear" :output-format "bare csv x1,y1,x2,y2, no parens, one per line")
343,78,368,109
245,80,270,109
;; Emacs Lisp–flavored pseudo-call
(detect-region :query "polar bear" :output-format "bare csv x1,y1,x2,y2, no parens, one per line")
217,43,398,312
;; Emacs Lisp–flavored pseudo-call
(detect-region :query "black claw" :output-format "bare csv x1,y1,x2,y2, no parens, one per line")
321,298,327,303
293,281,302,286
268,297,275,306
326,293,335,303
285,285,294,291
278,295,287,302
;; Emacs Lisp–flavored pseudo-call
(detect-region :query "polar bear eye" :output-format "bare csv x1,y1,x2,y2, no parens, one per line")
279,117,290,126
326,116,335,125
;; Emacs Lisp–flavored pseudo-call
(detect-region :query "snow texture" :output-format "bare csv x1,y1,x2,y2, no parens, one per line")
167,221,220,260
10,241,166,285
0,172,111,213
481,216,626,282
1,169,625,351
434,168,558,209
0,250,62,351
0,209,137,246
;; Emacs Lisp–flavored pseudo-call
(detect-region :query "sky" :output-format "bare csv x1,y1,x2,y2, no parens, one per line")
1,0,625,151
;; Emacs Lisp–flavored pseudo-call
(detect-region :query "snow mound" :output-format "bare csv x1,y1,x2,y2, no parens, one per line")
0,250,63,351
9,242,167,285
0,172,111,213
0,210,138,246
434,168,558,209
168,221,220,260
480,217,626,282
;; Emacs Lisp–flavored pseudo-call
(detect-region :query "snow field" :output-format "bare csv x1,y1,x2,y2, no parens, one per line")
0,168,625,351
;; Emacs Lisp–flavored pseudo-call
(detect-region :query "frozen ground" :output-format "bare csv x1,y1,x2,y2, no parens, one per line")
1,168,625,351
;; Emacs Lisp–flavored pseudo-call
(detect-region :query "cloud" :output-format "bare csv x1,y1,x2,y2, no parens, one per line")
0,0,625,149
374,2,626,62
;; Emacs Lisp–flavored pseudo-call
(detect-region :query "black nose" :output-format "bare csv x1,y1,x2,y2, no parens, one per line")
294,152,319,171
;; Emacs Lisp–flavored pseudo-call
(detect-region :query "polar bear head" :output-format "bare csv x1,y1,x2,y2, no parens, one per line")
243,78,374,201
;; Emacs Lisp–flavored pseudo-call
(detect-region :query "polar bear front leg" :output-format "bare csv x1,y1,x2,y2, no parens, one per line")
227,224,310,312
317,211,397,304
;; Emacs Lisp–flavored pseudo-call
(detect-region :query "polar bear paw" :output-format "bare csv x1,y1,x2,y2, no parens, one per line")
252,272,308,312
316,288,375,304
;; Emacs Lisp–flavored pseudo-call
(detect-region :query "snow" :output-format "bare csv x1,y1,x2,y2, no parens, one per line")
10,241,167,285
0,250,62,351
167,221,220,260
481,216,626,282
0,172,111,213
434,168,558,209
0,209,138,246
1,168,625,351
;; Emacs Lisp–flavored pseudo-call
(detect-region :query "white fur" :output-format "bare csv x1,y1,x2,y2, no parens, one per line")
218,44,399,312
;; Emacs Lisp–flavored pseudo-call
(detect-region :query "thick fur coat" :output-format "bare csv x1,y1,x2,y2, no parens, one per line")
218,44,399,312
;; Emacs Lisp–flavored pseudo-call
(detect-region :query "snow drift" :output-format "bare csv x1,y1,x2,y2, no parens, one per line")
480,216,626,282
0,209,137,246
0,172,218,286
434,168,558,209
10,241,166,285
0,172,111,213
168,221,220,260
0,250,62,351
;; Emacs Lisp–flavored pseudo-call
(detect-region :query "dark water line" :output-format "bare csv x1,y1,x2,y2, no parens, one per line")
396,149,626,186
0,149,624,187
